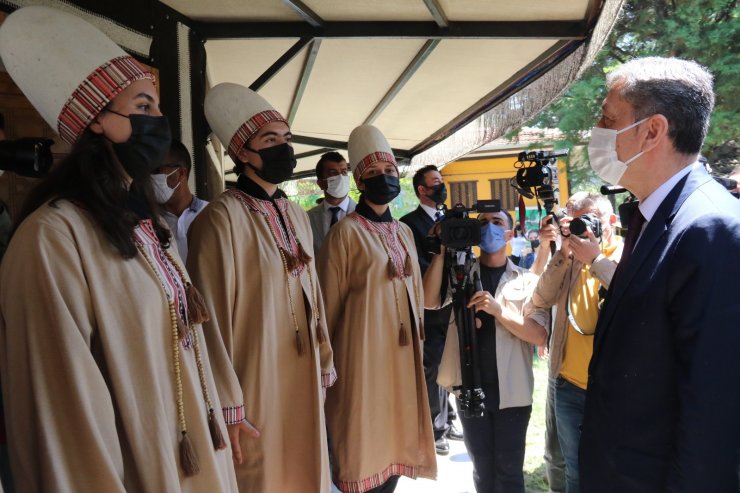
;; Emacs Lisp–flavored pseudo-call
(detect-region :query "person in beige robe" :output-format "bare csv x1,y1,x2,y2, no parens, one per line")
317,125,436,493
189,83,335,492
0,7,242,491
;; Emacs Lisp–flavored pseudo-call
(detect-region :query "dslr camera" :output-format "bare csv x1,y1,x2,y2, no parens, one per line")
0,137,54,178
426,199,501,253
569,213,602,239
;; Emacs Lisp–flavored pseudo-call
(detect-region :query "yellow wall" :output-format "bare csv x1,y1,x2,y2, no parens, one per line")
441,154,570,215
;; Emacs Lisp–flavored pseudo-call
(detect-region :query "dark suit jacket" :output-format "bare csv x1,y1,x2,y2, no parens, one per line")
580,166,740,492
400,205,435,277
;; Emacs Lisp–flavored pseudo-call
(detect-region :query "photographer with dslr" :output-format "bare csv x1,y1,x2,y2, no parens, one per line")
532,191,622,493
424,209,548,493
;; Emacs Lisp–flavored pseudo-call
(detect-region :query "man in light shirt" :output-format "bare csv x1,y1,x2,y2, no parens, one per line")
307,151,356,255
151,140,208,261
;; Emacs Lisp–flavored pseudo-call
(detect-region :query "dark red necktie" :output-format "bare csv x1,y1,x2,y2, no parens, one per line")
613,208,646,281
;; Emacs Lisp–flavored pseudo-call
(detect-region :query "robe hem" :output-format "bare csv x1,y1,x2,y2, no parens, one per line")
335,463,435,493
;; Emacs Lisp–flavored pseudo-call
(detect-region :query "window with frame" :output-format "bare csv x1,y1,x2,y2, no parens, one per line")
449,181,477,207
489,178,519,211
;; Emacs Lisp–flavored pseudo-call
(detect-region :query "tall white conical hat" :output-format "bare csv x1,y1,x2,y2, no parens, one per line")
0,6,154,144
348,124,397,183
204,83,288,162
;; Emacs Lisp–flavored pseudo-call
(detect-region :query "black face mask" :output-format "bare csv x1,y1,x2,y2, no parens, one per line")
109,113,171,181
247,142,296,184
426,183,447,205
531,239,541,249
363,174,401,205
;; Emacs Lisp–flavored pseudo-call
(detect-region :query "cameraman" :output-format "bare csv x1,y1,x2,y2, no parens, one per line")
423,209,548,493
531,192,622,493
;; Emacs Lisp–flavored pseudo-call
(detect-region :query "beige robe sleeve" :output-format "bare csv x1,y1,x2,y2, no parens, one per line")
315,224,349,345
289,202,336,387
0,220,126,492
187,201,246,424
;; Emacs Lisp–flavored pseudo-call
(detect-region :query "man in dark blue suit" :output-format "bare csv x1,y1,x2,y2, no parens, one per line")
580,57,740,492
400,165,463,455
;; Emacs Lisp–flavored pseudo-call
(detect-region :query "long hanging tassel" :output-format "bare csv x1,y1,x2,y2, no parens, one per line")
295,330,305,355
176,315,189,340
208,409,227,450
284,249,300,273
418,317,426,341
185,283,210,325
398,324,409,346
180,431,200,477
404,254,413,277
297,243,313,264
387,258,398,279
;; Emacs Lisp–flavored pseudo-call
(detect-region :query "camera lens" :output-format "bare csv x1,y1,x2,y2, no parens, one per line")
569,217,588,237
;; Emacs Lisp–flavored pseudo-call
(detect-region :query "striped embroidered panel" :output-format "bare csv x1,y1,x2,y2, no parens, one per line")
353,151,396,182
336,463,419,493
134,220,192,348
350,212,409,279
227,110,288,160
227,189,305,277
222,405,246,425
58,55,154,144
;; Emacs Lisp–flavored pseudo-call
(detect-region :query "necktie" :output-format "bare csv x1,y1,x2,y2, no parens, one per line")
329,206,341,227
612,208,646,282
434,211,442,221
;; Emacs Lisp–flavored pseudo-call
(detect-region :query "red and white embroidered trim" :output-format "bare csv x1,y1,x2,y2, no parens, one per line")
353,151,396,182
58,55,154,144
321,367,338,388
336,463,420,493
227,110,288,161
227,189,306,277
134,219,192,349
222,405,246,425
350,213,409,279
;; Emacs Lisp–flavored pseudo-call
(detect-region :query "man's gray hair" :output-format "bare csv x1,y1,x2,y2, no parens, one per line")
567,191,613,222
607,57,714,155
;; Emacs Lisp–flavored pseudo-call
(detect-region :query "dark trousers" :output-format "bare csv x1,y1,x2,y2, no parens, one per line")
423,306,453,438
459,404,532,493
365,475,399,493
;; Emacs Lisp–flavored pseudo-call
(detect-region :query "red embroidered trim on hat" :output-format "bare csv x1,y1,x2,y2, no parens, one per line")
227,110,287,161
58,55,154,144
353,151,397,181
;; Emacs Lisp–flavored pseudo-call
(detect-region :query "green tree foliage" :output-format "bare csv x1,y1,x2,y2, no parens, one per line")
521,0,739,190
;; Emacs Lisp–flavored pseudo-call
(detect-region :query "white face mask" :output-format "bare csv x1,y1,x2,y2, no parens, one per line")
588,117,649,185
151,169,180,204
325,174,350,199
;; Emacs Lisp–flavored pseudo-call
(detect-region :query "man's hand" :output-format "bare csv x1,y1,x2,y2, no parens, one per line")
569,229,600,265
228,418,260,465
467,291,503,318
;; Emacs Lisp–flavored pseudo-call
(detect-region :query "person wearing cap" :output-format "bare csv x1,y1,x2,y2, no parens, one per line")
316,124,436,493
307,151,356,255
151,140,208,262
188,82,335,492
0,6,243,492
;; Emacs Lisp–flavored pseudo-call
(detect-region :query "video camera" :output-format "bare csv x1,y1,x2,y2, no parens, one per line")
427,200,501,253
511,149,567,214
0,138,54,178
